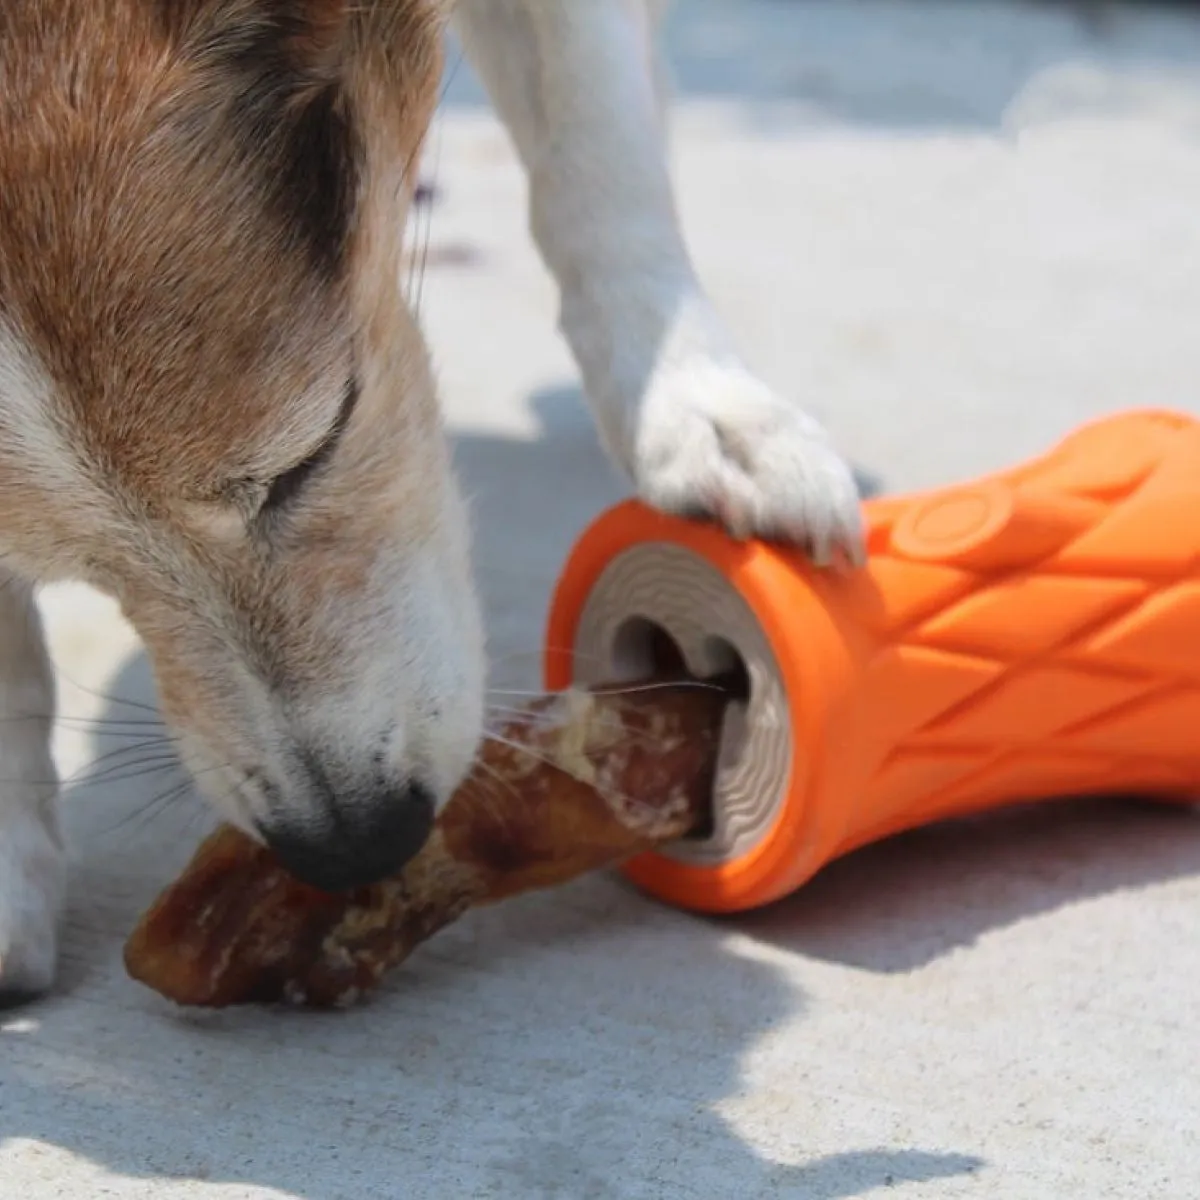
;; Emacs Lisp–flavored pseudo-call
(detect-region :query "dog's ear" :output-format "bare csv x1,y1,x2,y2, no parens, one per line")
164,0,351,91
262,0,350,87
156,0,363,278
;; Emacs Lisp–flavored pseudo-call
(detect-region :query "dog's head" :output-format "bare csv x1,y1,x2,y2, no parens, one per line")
0,0,485,890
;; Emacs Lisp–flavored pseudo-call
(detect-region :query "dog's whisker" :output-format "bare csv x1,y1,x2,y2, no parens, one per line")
480,730,592,778
95,760,238,840
82,732,176,758
483,700,559,721
402,41,463,310
67,755,183,790
0,711,169,734
46,667,163,716
488,644,732,692
58,713,167,727
485,645,618,678
56,726,175,742
57,744,179,785
0,720,180,795
469,757,526,809
485,698,701,732
60,747,172,784
488,677,724,700
412,135,436,317
100,781,196,840
484,702,664,749
92,775,191,831
64,742,220,794
476,730,645,815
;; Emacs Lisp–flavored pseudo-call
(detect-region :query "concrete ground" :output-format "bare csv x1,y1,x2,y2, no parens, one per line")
5,1,1200,1196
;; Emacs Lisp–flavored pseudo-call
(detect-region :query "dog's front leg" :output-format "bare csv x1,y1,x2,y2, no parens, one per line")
0,569,63,1003
453,0,863,563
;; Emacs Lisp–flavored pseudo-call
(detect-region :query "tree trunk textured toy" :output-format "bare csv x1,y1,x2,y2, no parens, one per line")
547,408,1200,914
127,408,1200,1007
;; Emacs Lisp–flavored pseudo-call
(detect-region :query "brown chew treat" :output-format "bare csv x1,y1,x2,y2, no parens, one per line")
123,683,728,1009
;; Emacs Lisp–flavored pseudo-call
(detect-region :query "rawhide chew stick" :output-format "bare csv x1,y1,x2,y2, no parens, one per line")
124,682,727,1009
546,407,1200,916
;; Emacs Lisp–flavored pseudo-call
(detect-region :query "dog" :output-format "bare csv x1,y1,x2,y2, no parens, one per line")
0,0,863,1003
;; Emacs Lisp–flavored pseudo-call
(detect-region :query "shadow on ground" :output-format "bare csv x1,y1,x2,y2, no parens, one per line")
735,797,1200,973
3,634,980,1199
5,390,1199,1194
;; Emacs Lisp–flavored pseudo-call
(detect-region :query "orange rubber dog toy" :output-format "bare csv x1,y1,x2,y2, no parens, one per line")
544,409,1200,915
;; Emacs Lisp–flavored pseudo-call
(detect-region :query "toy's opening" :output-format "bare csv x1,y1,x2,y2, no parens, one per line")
566,539,791,868
610,618,749,698
609,618,751,842
610,616,687,678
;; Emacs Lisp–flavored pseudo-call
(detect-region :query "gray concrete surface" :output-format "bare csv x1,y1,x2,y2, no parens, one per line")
5,2,1200,1196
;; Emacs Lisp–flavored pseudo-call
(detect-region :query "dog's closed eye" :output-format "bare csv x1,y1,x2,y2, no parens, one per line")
260,376,360,514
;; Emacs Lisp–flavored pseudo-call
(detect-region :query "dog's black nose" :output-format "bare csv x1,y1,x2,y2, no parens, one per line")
261,782,436,893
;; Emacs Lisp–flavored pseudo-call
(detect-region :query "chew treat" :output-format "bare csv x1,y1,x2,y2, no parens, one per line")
546,408,1200,915
124,683,727,1008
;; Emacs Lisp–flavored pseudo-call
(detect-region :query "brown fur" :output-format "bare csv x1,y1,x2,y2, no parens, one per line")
0,0,488,899
0,0,449,678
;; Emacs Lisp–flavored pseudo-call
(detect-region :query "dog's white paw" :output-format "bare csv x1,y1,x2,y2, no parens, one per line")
632,361,865,566
0,799,65,1006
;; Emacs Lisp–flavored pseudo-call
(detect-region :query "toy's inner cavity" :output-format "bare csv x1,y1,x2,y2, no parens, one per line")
569,543,791,867
607,618,750,842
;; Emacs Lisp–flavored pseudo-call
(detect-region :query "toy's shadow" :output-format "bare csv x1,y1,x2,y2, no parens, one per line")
736,796,1200,973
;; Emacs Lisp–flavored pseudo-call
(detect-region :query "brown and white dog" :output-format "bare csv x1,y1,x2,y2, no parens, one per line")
0,0,862,1002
